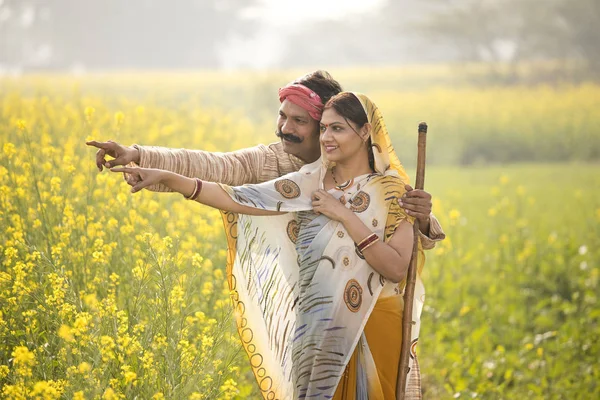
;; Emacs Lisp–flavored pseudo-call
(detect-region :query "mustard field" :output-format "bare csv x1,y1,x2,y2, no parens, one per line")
1,71,599,399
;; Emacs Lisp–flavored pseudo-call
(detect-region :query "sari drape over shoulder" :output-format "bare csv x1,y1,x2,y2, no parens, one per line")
220,94,426,399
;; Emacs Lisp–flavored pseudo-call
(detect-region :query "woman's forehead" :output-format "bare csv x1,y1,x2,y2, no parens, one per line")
320,108,346,124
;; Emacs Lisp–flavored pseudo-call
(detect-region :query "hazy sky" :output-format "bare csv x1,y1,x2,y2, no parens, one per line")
247,0,385,25
220,0,385,69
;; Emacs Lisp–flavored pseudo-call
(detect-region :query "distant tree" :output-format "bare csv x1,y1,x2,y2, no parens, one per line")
0,0,258,71
555,0,600,72
416,0,600,72
416,0,511,63
0,0,47,70
279,1,454,68
279,0,599,79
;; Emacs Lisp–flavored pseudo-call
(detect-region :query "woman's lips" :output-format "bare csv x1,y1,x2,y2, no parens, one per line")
324,145,339,153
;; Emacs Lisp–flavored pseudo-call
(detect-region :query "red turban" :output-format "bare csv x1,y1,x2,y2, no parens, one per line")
278,84,324,121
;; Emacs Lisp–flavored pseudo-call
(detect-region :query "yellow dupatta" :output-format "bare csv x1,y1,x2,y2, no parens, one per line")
219,93,425,399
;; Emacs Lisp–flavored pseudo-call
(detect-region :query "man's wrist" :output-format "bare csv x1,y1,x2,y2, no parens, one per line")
418,214,431,236
130,145,141,165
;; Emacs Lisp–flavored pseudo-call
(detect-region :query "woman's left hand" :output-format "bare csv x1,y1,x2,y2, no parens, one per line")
110,166,167,193
311,189,352,222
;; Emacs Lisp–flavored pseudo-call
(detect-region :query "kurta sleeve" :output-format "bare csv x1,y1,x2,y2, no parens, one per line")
418,214,446,250
132,142,305,192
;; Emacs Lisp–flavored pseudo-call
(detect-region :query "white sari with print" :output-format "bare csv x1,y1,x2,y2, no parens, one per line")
219,93,425,399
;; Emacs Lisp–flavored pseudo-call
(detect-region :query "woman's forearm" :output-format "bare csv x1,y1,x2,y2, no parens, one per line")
160,171,283,216
340,211,412,283
160,170,197,198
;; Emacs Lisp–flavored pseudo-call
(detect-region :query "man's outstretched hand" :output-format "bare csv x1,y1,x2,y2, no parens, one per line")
86,140,140,171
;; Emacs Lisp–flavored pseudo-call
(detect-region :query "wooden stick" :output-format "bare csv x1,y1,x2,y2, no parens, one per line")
397,122,428,400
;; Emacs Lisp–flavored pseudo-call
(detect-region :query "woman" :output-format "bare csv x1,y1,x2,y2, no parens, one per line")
111,92,425,399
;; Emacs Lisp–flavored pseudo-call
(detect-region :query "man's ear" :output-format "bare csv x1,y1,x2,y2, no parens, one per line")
361,123,372,142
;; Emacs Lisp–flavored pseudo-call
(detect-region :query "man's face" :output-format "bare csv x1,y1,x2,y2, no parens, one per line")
276,99,322,163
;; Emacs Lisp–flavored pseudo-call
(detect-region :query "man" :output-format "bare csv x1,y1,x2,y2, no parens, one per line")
86,70,445,248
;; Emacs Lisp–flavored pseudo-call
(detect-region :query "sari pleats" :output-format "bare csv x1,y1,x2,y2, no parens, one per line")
332,294,404,400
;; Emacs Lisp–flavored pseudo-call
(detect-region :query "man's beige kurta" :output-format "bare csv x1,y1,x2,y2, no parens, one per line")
134,142,445,249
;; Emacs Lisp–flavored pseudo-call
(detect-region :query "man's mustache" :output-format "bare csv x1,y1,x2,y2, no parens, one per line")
276,130,303,143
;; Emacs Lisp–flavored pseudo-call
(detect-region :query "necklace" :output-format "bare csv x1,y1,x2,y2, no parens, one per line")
331,166,355,190
331,166,340,187
331,166,354,204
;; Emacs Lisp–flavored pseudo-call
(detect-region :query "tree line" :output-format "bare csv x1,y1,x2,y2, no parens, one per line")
1,0,598,78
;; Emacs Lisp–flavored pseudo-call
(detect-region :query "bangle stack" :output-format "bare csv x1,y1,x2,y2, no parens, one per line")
356,232,379,253
185,178,203,200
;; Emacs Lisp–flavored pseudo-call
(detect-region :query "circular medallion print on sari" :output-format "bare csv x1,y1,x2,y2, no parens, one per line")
334,246,356,271
350,191,370,213
410,338,419,359
286,219,299,244
344,279,363,312
274,179,301,199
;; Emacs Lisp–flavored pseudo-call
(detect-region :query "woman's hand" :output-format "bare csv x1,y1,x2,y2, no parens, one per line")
311,189,353,222
110,166,168,193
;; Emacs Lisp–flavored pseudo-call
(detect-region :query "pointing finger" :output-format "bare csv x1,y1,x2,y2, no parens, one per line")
86,140,103,148
111,167,138,174
86,140,114,150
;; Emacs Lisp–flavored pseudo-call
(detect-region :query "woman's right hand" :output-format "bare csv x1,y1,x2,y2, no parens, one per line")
110,166,168,193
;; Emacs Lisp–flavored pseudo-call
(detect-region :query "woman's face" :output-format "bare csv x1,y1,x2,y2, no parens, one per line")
319,108,369,163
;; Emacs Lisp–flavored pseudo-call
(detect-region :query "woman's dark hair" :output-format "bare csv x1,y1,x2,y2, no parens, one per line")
295,70,343,105
324,92,375,171
324,92,367,128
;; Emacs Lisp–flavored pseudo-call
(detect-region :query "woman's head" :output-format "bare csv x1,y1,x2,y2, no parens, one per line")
320,92,374,168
